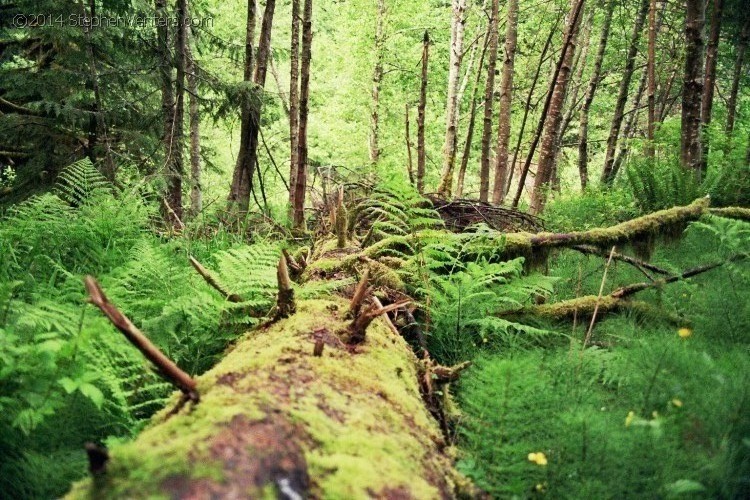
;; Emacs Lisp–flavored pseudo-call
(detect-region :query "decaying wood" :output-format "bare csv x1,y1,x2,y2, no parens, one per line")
348,267,371,318
84,442,109,476
84,276,199,401
348,299,410,345
189,256,245,303
276,254,296,319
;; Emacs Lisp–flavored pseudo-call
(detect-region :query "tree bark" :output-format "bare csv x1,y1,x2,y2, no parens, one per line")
611,63,649,178
726,22,748,133
369,0,386,165
292,0,312,229
529,0,585,214
600,0,649,185
508,13,560,204
405,104,415,185
646,0,657,158
437,0,468,198
578,0,614,190
456,22,491,199
701,0,723,128
680,0,705,175
227,0,257,214
478,0,500,202
186,27,201,218
512,0,583,209
417,31,429,194
289,0,301,214
491,0,518,205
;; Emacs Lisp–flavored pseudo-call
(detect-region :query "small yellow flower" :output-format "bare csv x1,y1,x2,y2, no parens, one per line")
535,482,547,492
672,398,683,408
652,411,660,419
527,452,548,466
625,411,636,427
678,327,692,338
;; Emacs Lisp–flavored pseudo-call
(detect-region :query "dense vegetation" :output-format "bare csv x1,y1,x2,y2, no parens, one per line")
1,0,749,498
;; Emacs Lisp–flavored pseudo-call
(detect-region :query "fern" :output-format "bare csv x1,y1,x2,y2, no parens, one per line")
54,158,111,206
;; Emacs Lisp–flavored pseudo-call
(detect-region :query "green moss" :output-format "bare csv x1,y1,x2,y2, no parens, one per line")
66,298,457,498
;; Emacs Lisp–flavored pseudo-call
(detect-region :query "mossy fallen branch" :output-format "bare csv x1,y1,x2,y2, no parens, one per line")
505,256,744,321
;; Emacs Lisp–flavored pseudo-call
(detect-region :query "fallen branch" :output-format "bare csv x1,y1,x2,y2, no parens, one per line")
572,244,670,277
506,255,745,320
84,276,199,401
188,256,244,303
709,207,750,222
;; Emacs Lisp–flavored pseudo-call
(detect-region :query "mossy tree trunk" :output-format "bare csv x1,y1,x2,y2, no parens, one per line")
67,292,470,499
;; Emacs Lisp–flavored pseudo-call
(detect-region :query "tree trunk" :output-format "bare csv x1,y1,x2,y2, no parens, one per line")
600,0,648,185
646,0,657,158
528,0,585,214
680,0,705,175
227,0,257,214
289,0,301,218
437,0,468,198
508,13,560,204
727,22,748,133
417,31,429,194
478,0,500,202
578,0,614,190
405,104,415,185
701,0,723,127
292,0,312,229
186,27,202,218
491,0,518,205
455,26,491,199
369,0,386,165
66,276,472,498
612,64,649,178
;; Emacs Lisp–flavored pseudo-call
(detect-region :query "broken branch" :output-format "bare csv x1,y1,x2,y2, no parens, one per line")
84,276,198,401
189,256,244,303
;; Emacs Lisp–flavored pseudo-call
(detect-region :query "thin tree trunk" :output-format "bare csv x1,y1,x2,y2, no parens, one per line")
658,63,679,122
680,0,705,174
269,57,290,116
456,25,491,199
166,0,187,226
612,64,649,178
600,0,649,185
293,0,312,228
417,31,429,194
405,104,415,185
727,22,748,133
369,0,386,165
512,1,583,209
478,0,500,202
437,0,468,198
289,0,301,216
507,14,560,202
491,0,518,205
700,0,724,172
186,28,201,217
646,0,657,158
228,0,257,214
156,0,179,225
528,0,585,214
578,0,614,190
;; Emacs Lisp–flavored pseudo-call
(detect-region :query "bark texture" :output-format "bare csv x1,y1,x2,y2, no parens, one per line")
369,0,386,165
478,0,500,202
600,0,649,185
292,0,312,229
289,0,301,216
491,0,518,204
529,0,584,214
578,0,614,189
727,21,748,133
680,0,705,174
437,0,468,198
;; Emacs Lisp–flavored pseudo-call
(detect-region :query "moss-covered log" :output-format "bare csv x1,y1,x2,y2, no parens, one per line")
66,297,471,499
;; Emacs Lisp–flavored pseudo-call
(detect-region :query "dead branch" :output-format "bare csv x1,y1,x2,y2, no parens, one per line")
188,256,244,303
348,267,371,318
84,276,198,401
372,296,401,336
276,254,296,319
572,244,670,276
348,299,410,345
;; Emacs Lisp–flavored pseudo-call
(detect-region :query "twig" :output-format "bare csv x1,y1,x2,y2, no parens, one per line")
372,296,401,336
349,299,411,344
188,256,244,302
572,244,670,277
84,276,199,401
583,246,616,351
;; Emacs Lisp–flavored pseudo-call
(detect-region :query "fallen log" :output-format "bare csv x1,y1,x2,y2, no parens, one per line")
67,289,474,498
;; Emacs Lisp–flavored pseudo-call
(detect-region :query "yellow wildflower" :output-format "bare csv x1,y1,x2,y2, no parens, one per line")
625,411,636,427
672,398,683,408
535,482,547,492
678,327,692,338
527,452,548,466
